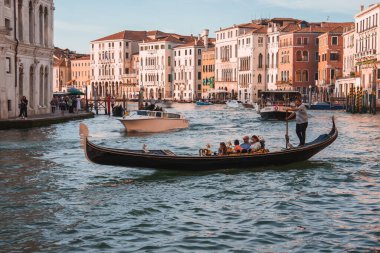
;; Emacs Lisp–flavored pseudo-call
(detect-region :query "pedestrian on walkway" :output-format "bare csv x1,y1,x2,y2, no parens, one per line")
286,98,308,147
18,96,28,119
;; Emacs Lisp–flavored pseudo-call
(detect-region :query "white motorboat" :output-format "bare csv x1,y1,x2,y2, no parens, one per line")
226,100,240,108
119,110,189,133
257,91,301,120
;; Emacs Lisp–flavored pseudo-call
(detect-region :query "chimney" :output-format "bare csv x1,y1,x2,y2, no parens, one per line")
201,29,209,50
360,5,364,11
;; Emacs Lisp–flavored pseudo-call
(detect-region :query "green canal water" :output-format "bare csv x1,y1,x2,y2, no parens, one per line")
1,104,379,252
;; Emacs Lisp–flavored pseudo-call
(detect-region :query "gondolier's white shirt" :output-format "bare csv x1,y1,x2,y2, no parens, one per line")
296,104,308,124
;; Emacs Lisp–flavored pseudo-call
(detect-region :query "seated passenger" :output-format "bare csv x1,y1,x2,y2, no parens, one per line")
240,136,251,152
250,135,262,152
226,141,233,154
234,139,242,153
218,142,228,156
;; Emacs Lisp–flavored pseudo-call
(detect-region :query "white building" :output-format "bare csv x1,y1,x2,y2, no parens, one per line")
139,32,195,99
237,27,267,102
0,0,54,119
173,30,210,101
215,21,267,101
354,4,380,107
90,30,147,99
266,18,300,91
336,25,360,97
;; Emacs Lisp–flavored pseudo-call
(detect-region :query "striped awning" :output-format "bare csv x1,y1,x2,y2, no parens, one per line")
66,79,76,84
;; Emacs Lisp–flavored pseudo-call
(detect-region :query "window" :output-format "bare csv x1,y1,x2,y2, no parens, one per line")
296,70,302,82
302,70,309,82
198,49,202,55
377,69,380,79
258,54,263,68
302,51,309,61
296,38,302,45
6,57,11,73
330,53,339,61
5,18,11,34
331,69,335,80
125,53,129,59
296,51,302,61
198,72,201,80
332,36,338,45
126,42,129,47
315,52,319,61
198,59,201,66
5,0,10,6
303,38,308,45
258,74,262,83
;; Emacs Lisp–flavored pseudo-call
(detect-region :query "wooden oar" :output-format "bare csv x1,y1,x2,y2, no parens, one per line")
285,110,289,149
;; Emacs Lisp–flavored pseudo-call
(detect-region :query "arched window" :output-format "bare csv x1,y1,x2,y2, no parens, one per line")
296,50,302,61
302,70,309,82
296,70,302,82
258,54,263,68
38,5,43,45
258,74,262,83
44,7,48,46
29,1,34,43
44,66,49,106
29,66,34,108
18,0,23,41
303,51,309,61
266,53,269,68
39,66,44,106
271,53,274,68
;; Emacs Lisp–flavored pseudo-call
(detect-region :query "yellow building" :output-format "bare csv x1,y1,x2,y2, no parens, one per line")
201,47,215,99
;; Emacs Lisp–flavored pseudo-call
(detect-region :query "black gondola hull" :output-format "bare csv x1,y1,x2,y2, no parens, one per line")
84,118,338,171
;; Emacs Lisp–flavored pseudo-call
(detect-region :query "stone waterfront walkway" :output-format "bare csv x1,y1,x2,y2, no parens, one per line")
0,111,94,130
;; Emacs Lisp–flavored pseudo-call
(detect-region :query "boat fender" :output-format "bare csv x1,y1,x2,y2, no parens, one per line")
274,106,279,111
143,144,149,153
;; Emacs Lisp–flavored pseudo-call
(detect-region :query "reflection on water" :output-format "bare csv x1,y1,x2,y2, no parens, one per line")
0,103,380,252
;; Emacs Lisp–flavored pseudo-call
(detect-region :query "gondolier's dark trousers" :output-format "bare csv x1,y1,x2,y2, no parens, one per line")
296,122,308,146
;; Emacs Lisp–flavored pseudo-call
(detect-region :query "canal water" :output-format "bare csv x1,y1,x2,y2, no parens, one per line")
1,104,379,252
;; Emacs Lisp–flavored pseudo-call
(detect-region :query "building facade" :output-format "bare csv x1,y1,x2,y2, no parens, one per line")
90,30,146,99
335,25,360,97
201,47,215,99
354,4,380,107
71,55,90,94
266,18,301,91
139,32,196,100
237,28,267,102
0,0,54,119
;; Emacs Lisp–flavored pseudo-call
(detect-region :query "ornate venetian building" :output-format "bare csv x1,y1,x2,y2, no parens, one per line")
0,0,54,119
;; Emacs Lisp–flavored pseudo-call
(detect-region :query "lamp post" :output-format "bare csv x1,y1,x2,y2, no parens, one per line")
309,85,312,107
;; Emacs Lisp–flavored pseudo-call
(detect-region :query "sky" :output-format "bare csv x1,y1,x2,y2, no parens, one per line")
54,0,375,54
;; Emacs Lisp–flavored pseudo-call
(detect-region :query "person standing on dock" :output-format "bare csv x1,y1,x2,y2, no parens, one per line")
18,96,28,119
286,99,308,147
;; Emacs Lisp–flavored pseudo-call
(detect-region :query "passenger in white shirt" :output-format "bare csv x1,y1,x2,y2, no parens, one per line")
250,135,262,152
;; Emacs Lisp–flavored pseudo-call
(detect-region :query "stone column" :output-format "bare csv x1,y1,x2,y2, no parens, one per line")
0,47,7,119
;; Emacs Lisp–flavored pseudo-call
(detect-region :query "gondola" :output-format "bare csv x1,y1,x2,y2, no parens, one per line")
80,117,338,171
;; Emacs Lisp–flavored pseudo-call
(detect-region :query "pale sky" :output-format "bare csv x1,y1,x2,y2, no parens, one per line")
54,0,376,54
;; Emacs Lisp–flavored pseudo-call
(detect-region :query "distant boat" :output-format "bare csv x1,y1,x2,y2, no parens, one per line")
307,102,345,110
242,102,254,109
118,110,189,133
196,100,213,106
156,99,174,108
257,91,301,121
226,100,240,108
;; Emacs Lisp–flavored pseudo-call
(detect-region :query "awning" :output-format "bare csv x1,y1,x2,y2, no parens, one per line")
66,79,76,84
207,90,230,94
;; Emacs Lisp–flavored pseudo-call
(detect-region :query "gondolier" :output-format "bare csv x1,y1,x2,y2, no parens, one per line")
287,99,308,147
